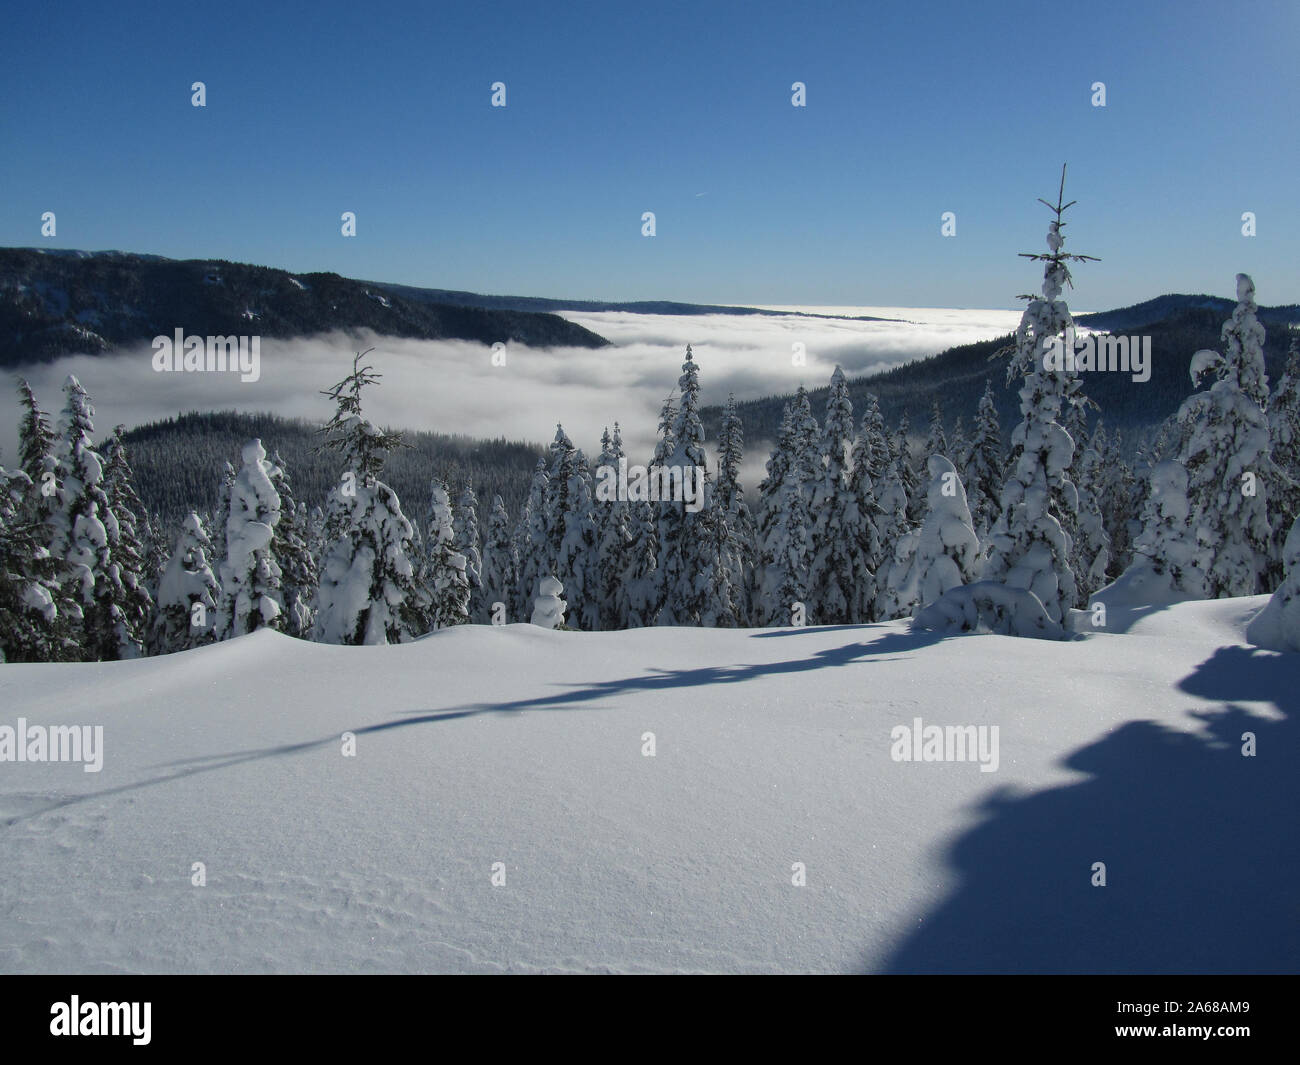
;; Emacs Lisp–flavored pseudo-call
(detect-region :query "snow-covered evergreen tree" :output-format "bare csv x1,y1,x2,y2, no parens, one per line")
1092,423,1137,577
982,168,1091,626
16,378,59,538
807,367,860,624
540,427,599,629
453,480,484,622
513,459,551,625
875,446,917,619
893,412,924,523
1070,424,1112,601
209,461,236,568
657,345,716,626
214,438,283,640
151,511,221,654
423,478,470,629
1127,459,1206,599
963,380,1004,542
557,448,600,630
901,455,981,612
268,452,316,639
710,396,756,626
1176,274,1275,597
949,416,969,473
619,500,660,628
50,375,132,661
844,399,887,621
101,427,153,657
480,495,518,623
311,352,426,645
531,576,566,629
756,392,817,625
0,466,68,662
593,425,631,629
924,400,949,464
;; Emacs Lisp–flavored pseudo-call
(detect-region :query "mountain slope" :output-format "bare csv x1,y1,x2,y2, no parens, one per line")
706,302,1299,449
0,248,609,364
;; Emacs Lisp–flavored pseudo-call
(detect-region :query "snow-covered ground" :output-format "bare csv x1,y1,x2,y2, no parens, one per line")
1,597,1295,974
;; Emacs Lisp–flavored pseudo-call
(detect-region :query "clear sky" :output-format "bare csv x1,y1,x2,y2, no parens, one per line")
2,0,1296,309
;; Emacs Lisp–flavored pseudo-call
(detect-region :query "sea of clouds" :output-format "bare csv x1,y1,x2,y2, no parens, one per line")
3,307,1023,472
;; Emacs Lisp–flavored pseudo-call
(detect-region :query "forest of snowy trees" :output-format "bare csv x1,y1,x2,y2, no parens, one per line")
3,185,1300,660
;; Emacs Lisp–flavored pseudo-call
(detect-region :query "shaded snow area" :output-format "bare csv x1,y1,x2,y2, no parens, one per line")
1,597,1295,974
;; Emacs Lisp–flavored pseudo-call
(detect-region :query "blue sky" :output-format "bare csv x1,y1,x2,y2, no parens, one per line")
2,0,1296,309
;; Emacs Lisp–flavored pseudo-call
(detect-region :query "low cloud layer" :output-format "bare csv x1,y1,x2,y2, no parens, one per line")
2,308,1021,475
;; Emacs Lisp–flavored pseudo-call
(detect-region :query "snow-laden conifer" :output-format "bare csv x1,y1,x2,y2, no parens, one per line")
214,438,283,639
982,168,1093,626
311,352,425,645
151,511,221,654
1175,274,1275,597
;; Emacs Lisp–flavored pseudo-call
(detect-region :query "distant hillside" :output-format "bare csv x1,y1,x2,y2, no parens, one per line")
120,411,544,529
704,302,1300,456
1076,293,1300,333
0,248,609,365
373,282,902,322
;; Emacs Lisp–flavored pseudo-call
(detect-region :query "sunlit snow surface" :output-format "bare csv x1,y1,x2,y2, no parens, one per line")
1,597,1294,973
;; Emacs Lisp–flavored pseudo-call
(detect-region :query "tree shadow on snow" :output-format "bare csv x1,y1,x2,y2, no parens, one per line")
393,627,948,718
878,644,1300,973
4,628,944,828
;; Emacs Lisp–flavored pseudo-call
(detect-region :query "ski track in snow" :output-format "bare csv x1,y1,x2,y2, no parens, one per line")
0,598,1295,974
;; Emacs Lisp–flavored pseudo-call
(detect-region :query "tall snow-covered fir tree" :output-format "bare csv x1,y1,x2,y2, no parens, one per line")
453,480,484,621
593,425,631,629
1176,274,1275,597
544,425,576,568
51,375,133,661
311,352,426,645
16,378,59,538
151,511,221,654
541,427,599,629
209,459,236,547
963,380,1004,543
619,498,660,628
557,447,600,630
875,441,918,619
899,455,982,613
0,465,69,663
1069,422,1112,601
423,478,470,629
214,438,283,640
513,459,551,625
756,390,817,626
807,366,860,624
710,396,756,626
101,426,153,656
844,397,889,621
480,494,518,623
924,400,949,464
982,167,1093,626
656,345,716,626
268,451,317,639
1094,422,1137,578
949,416,969,473
890,412,923,524
1114,459,1206,601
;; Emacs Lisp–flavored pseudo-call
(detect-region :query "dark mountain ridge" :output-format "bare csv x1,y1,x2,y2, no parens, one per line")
0,247,609,365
